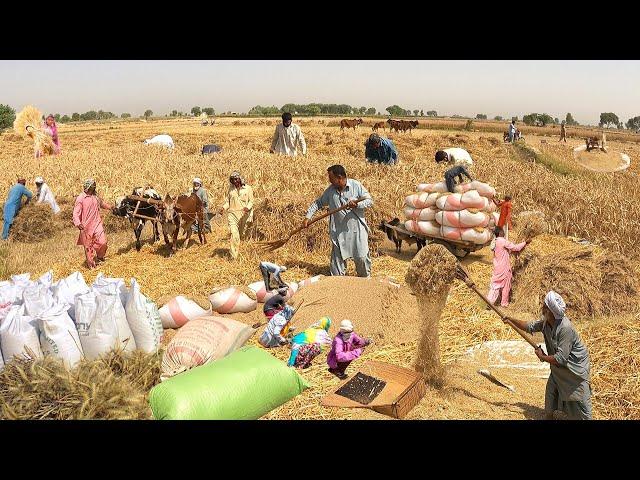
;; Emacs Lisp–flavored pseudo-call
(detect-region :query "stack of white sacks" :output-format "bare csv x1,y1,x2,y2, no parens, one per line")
404,180,500,245
0,271,163,370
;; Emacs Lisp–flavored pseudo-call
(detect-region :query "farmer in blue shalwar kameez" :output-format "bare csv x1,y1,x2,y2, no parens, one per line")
2,178,33,240
303,165,374,277
364,133,398,165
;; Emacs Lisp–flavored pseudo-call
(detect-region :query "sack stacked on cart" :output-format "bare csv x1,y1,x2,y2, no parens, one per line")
404,180,499,245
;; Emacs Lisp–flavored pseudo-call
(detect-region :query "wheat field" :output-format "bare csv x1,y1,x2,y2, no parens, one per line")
1,117,639,419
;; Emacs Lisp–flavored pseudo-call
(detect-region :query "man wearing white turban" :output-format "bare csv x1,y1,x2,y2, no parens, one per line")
505,291,592,420
35,177,61,214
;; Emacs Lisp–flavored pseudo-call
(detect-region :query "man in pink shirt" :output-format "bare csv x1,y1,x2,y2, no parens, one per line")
487,227,530,307
72,178,113,269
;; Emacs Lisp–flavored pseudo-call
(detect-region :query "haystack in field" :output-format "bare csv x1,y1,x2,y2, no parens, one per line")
0,350,161,420
512,236,639,318
13,105,54,155
9,203,58,243
406,244,457,387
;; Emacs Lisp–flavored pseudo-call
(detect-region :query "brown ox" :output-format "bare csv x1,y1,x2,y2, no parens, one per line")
340,118,363,130
386,119,401,132
161,193,207,254
398,120,419,133
372,121,386,131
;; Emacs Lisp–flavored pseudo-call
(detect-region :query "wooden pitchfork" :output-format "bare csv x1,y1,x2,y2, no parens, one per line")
455,262,545,353
251,296,328,329
257,197,369,252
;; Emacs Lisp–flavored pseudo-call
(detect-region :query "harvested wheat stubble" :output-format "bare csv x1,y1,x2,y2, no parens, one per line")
9,202,58,243
512,235,640,319
0,349,161,420
405,244,457,387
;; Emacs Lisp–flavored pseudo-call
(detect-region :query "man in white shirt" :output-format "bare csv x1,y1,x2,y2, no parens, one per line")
34,177,61,214
270,112,307,156
434,147,473,166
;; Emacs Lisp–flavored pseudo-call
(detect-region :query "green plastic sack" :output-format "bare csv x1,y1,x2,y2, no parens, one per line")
149,346,309,420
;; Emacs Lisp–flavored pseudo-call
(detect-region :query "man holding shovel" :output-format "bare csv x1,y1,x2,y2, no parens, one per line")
303,165,373,277
505,291,592,420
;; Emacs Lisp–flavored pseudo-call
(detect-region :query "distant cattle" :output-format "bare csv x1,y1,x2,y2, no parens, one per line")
340,118,363,130
201,144,223,155
379,218,426,253
387,119,418,133
372,122,386,131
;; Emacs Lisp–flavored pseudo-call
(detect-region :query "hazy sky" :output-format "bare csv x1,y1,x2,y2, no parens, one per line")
1,60,638,125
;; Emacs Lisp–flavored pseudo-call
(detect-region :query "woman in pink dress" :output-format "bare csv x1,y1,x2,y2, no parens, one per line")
36,114,61,157
487,227,530,307
72,179,113,269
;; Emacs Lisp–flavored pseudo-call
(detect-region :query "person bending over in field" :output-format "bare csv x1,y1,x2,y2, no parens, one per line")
73,179,113,269
2,178,32,240
327,319,371,379
259,292,297,348
440,163,474,193
270,112,307,156
434,147,473,166
364,133,398,165
35,177,61,214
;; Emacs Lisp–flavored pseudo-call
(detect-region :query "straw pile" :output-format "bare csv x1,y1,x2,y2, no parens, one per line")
103,210,131,233
9,202,58,243
12,105,54,155
512,236,640,318
514,211,548,242
405,244,457,387
0,349,161,419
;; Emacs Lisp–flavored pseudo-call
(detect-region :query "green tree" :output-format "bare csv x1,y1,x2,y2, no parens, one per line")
80,110,98,121
366,107,376,115
475,113,487,120
0,104,16,131
71,112,80,122
494,115,503,121
386,105,407,116
60,115,70,123
307,105,321,116
420,109,424,116
625,116,640,131
191,106,201,117
565,113,579,126
426,110,437,117
554,117,559,124
54,113,61,122
413,109,419,116
144,110,153,119
170,110,178,117
202,107,215,116
121,113,131,118
599,112,620,128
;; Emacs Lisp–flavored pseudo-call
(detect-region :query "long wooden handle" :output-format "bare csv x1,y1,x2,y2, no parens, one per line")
296,197,369,235
456,263,539,350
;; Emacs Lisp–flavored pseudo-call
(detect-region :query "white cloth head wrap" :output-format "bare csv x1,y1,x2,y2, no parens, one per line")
544,291,566,320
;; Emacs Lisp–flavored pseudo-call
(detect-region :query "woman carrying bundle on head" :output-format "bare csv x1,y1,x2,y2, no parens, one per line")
37,114,61,157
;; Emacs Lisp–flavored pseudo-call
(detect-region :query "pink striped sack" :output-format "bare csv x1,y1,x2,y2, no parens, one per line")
161,316,256,380
209,287,257,314
403,206,438,222
158,296,212,329
435,209,490,228
405,192,439,209
297,275,324,290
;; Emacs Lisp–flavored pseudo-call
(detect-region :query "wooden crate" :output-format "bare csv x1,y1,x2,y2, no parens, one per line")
321,361,426,419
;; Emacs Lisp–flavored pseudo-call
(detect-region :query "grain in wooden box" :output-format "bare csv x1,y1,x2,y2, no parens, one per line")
321,361,426,419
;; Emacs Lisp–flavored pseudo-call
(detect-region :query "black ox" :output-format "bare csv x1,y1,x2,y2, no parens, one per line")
112,188,163,251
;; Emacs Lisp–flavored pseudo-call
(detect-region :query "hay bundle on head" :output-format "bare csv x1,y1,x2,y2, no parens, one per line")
9,202,58,243
0,350,161,420
13,105,54,155
405,244,457,387
515,211,548,243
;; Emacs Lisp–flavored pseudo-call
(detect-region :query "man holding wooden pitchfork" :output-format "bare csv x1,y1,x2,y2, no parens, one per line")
504,291,592,420
303,165,373,277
